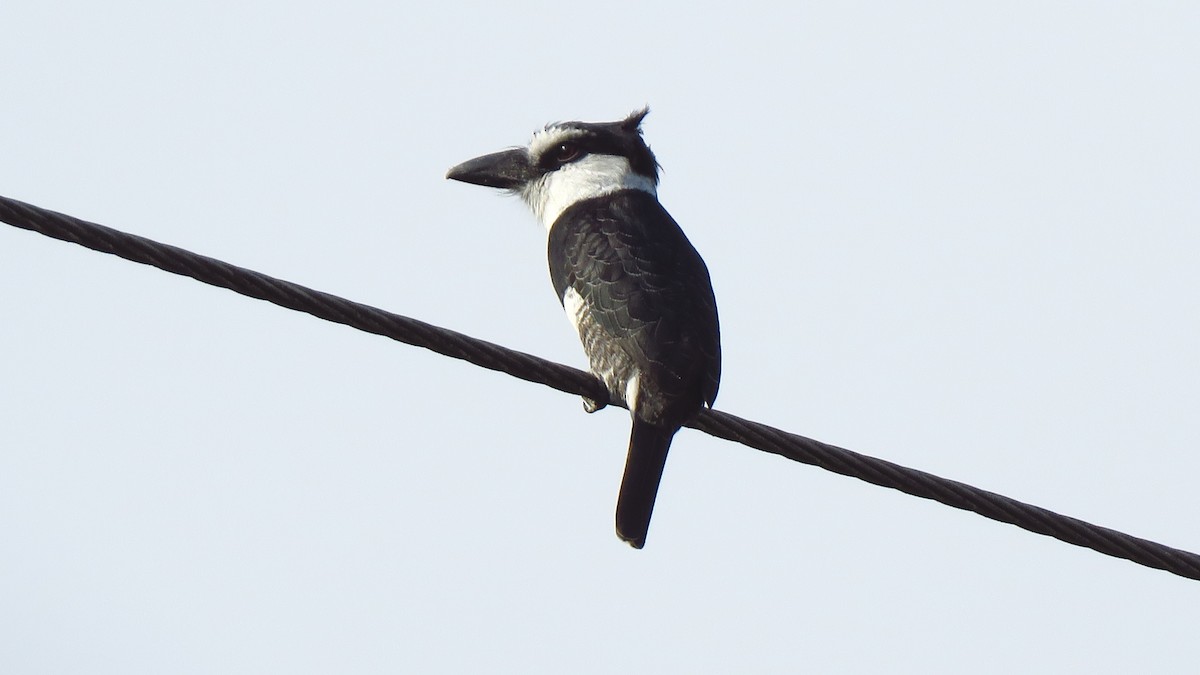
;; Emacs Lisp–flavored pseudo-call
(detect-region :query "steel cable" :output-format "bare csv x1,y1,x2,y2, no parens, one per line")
3,193,1197,581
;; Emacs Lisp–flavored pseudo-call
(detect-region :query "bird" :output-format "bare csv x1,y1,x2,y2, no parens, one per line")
445,108,721,549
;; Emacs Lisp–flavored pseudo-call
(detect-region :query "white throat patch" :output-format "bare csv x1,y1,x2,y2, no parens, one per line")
520,154,657,230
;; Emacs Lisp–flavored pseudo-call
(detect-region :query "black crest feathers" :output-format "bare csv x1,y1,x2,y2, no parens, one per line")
621,107,651,133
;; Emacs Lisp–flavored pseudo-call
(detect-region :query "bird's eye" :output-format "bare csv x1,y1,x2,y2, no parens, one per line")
552,142,583,164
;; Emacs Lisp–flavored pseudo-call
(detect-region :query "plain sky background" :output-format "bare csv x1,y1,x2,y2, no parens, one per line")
2,2,1198,673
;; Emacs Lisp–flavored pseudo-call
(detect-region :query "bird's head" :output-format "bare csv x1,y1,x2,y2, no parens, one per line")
446,108,659,229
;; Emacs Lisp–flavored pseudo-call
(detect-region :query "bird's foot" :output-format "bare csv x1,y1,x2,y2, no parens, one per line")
582,395,608,414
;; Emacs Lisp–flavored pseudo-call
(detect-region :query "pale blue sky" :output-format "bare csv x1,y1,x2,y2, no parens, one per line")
2,2,1198,672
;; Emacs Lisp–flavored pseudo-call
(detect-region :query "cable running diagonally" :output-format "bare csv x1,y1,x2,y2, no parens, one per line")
3,193,1197,581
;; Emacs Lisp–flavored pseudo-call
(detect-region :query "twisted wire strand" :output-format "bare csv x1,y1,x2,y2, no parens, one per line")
3,193,1197,581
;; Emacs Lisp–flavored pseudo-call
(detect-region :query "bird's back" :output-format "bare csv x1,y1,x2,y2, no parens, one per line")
548,189,721,428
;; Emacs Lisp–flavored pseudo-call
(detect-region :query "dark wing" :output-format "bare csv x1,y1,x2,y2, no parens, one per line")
548,190,721,426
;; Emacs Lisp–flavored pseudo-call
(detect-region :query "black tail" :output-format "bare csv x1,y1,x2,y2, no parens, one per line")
615,421,677,549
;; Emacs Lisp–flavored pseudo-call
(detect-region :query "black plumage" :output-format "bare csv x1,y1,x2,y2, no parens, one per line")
447,108,721,548
548,189,720,547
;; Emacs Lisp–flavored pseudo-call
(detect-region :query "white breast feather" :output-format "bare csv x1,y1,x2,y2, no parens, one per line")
562,286,636,408
562,286,588,335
